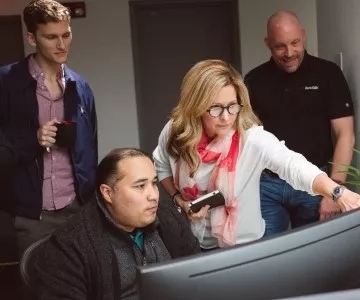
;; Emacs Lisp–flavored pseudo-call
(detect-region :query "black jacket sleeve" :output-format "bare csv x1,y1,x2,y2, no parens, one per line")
0,129,16,168
157,198,201,258
0,74,43,165
85,82,98,164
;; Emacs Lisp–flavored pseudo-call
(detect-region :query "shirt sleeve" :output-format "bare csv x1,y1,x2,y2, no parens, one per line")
325,63,354,119
153,121,174,181
252,127,324,195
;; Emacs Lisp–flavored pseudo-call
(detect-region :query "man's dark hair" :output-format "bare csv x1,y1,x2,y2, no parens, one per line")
23,0,71,34
96,148,153,195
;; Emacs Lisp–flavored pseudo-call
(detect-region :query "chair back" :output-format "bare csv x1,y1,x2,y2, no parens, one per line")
20,236,49,288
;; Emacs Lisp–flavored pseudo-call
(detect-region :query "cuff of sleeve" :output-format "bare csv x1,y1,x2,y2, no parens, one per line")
309,170,327,196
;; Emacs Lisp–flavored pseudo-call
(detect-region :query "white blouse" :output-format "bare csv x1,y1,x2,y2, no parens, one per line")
153,122,324,248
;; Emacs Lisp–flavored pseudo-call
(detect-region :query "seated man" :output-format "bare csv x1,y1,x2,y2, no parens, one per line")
28,148,200,299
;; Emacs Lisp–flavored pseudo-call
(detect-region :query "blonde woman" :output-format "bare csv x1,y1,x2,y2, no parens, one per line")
153,59,360,250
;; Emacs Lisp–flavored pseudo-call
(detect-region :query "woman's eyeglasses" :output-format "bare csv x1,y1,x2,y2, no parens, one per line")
207,103,243,118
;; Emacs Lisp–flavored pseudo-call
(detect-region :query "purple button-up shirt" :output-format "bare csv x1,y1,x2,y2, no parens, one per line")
29,56,75,211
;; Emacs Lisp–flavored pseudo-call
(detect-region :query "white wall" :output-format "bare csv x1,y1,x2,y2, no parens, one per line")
239,0,318,76
66,0,139,160
317,0,360,166
1,0,318,159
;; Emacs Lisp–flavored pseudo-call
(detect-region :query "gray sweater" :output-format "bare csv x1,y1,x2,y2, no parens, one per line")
98,197,172,299
29,197,200,300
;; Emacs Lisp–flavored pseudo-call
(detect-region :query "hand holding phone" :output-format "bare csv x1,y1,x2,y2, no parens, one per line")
188,190,225,214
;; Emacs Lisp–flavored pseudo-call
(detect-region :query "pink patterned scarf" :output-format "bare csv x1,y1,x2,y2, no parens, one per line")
174,129,240,247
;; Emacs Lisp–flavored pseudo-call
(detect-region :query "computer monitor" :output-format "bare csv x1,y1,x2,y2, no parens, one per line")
137,207,360,300
280,288,360,299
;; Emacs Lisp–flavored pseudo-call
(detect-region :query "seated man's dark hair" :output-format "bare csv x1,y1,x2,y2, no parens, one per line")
95,148,152,196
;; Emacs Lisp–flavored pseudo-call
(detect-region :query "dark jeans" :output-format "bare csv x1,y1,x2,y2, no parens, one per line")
260,166,329,237
14,198,81,258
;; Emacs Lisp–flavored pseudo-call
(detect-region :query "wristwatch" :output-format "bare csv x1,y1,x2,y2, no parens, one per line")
332,185,346,202
171,190,182,213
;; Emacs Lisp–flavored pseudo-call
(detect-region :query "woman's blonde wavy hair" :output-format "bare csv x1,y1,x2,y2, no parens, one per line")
166,59,261,177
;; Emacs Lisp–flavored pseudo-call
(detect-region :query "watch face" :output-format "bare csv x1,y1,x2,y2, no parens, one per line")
334,186,341,195
333,185,345,200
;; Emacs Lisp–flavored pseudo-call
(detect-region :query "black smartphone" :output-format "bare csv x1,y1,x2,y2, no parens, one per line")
188,190,225,214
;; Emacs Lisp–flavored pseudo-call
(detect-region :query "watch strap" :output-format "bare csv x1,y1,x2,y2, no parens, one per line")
171,190,182,213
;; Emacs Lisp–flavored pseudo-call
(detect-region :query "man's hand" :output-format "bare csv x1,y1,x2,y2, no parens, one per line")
37,119,58,150
319,196,341,220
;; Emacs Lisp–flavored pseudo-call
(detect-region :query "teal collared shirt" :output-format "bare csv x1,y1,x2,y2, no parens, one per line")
130,230,144,250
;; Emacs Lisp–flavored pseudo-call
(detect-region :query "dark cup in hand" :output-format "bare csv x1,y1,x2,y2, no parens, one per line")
55,120,76,148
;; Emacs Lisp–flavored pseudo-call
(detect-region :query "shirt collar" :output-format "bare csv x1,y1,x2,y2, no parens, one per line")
28,54,65,81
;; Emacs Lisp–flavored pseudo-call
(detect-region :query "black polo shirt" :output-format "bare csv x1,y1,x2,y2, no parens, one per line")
244,52,354,167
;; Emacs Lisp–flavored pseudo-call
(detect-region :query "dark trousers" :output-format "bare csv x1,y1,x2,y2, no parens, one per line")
14,198,81,258
0,209,17,262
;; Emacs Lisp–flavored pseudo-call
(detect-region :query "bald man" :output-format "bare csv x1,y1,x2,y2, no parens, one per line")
244,10,355,236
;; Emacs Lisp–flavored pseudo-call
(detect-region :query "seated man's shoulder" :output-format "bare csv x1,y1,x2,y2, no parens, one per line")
156,199,197,240
28,213,88,275
156,199,201,256
157,198,180,220
51,200,99,244
156,199,188,237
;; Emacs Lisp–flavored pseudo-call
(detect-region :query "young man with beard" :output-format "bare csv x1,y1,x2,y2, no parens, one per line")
244,10,355,236
0,0,97,257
